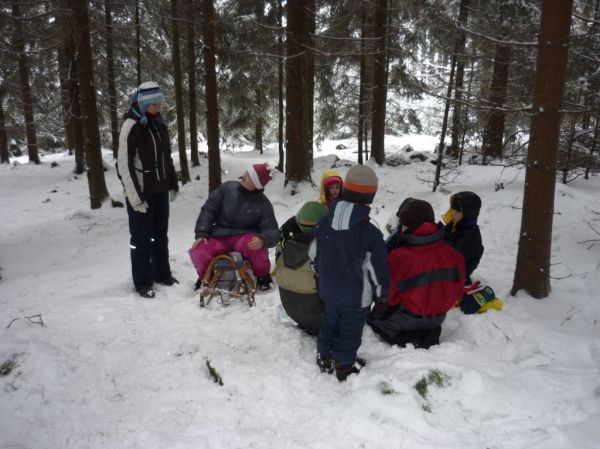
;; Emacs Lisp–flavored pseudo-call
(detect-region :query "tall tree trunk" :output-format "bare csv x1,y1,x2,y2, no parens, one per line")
0,90,9,164
585,114,599,180
201,0,222,192
561,89,581,184
12,2,40,165
135,0,142,86
448,0,470,158
357,1,373,165
306,0,315,167
363,1,375,164
66,46,85,175
187,0,200,167
511,0,574,299
57,3,85,172
170,0,191,185
255,88,263,154
57,42,75,156
433,50,457,192
69,0,110,209
370,0,388,165
104,0,119,159
276,0,284,172
481,44,511,162
459,57,475,165
285,0,312,185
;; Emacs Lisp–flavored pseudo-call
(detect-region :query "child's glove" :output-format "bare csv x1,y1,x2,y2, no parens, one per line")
460,285,503,314
133,201,148,213
169,190,178,202
371,300,389,319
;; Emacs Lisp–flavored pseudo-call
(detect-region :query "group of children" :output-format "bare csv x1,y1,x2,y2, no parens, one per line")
275,167,484,381
186,162,484,382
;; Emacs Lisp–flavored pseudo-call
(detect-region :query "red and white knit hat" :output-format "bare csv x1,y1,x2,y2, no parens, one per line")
247,163,273,189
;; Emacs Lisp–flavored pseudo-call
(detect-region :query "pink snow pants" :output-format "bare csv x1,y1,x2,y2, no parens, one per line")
189,233,270,279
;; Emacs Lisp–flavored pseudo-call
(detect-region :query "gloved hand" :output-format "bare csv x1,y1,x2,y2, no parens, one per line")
169,190,178,202
133,201,148,213
248,236,264,250
192,236,208,249
371,300,389,319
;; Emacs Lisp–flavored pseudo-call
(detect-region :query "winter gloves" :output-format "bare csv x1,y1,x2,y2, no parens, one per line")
371,300,389,319
133,201,148,213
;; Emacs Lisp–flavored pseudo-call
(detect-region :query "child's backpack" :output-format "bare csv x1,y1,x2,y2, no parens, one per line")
459,283,503,314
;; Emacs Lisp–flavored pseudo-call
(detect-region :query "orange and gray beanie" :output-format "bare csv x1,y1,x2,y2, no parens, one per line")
341,165,378,204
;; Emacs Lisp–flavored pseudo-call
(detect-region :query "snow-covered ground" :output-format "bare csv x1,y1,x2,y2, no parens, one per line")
1,135,600,449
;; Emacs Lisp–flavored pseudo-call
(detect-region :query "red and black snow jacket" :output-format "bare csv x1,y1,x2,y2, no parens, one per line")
387,222,465,316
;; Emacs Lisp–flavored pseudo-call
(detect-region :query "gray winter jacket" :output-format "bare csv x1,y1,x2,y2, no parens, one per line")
194,181,279,247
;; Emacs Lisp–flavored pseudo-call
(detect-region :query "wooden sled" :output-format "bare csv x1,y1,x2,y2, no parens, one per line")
199,252,256,308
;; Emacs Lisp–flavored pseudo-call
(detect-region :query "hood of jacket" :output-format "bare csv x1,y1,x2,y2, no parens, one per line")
328,200,371,231
453,191,481,222
319,168,343,206
393,222,444,247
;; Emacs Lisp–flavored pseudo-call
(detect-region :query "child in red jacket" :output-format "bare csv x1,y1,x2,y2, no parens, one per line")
369,199,465,349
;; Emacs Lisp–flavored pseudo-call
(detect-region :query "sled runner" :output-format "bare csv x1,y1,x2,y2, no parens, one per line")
198,252,256,308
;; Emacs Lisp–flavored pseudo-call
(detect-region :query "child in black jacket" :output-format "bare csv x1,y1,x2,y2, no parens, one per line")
442,191,484,285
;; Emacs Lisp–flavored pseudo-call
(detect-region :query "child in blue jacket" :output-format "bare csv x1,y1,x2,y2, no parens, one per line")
309,165,389,381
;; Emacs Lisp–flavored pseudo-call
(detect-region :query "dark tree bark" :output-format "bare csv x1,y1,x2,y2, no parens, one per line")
285,0,312,185
170,0,191,185
187,0,200,167
481,44,511,162
255,88,263,154
306,0,315,166
370,0,387,165
201,0,222,192
458,57,475,165
561,89,581,184
0,89,9,164
64,38,86,175
358,1,374,165
511,0,574,299
433,50,457,192
585,114,599,180
69,0,110,208
448,0,470,158
57,41,75,157
104,0,119,159
12,2,40,165
135,0,142,86
276,0,284,172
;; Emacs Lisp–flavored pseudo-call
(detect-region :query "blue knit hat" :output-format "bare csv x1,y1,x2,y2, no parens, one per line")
132,81,164,124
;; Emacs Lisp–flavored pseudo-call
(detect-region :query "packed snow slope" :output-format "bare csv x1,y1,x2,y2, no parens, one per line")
1,135,600,449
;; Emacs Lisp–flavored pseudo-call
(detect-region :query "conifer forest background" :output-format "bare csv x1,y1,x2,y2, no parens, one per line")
0,0,598,297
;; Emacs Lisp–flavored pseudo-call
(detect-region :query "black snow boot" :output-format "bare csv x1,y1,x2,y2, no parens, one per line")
256,274,273,291
335,358,366,382
136,287,156,299
156,276,179,286
316,353,334,374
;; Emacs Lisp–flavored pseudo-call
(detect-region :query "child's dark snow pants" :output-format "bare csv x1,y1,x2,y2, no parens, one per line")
317,302,370,366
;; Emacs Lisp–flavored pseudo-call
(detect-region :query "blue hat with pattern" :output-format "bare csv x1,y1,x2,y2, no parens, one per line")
132,81,164,124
